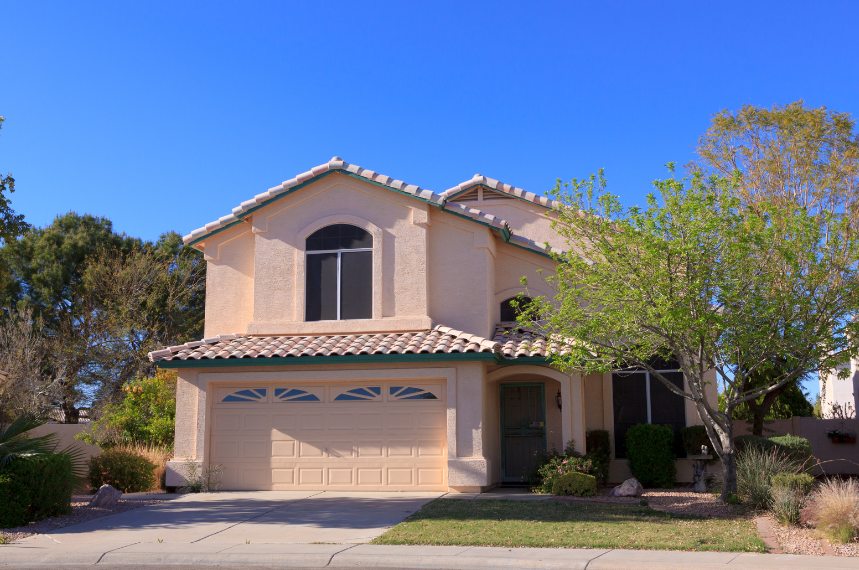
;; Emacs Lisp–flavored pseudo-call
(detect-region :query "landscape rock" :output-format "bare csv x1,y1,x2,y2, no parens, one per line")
608,477,643,497
89,484,123,508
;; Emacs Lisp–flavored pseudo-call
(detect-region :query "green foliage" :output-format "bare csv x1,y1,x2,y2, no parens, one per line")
179,462,225,493
735,447,802,509
533,456,596,494
88,448,156,493
552,472,597,497
0,116,29,245
0,413,57,467
680,425,710,456
771,473,815,495
0,453,73,527
625,424,676,488
801,478,859,543
585,429,611,482
769,435,813,474
78,370,176,448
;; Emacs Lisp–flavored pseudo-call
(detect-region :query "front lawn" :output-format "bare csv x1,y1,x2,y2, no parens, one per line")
373,499,766,552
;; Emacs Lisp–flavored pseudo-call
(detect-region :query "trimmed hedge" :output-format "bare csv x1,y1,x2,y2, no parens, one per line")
769,435,814,474
585,429,611,483
552,472,597,497
772,472,815,495
88,448,156,493
734,434,778,455
0,453,74,528
680,425,710,456
626,424,676,488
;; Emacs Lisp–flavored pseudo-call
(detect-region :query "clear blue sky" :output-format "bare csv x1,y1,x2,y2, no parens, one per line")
3,1,856,398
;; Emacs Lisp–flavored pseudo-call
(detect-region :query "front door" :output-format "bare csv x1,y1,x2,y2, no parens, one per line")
500,383,546,483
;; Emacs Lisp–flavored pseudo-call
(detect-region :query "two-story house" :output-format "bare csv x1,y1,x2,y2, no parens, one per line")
151,157,716,492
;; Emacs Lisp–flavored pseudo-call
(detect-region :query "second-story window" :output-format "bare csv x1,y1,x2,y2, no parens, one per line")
305,224,373,321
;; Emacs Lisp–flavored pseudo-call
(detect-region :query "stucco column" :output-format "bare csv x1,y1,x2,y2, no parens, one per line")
166,370,204,486
447,362,491,491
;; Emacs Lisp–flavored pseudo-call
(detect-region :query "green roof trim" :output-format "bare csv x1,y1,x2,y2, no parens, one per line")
187,219,247,247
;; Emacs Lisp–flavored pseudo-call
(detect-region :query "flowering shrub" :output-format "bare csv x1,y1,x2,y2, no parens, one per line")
533,456,596,494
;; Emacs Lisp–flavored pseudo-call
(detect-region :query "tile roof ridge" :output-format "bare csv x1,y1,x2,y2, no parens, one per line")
440,173,559,210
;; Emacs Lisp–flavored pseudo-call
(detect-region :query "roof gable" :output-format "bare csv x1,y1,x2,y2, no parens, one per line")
442,174,559,210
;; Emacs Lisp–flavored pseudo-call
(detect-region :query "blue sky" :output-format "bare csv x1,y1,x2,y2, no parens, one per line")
3,1,857,397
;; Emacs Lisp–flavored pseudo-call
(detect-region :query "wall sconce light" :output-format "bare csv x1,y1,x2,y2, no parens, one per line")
556,389,562,411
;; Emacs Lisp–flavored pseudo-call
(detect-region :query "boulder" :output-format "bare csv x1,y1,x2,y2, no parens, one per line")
608,477,643,497
89,484,123,508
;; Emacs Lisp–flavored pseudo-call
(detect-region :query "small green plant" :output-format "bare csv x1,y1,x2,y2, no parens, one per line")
726,492,742,505
551,472,597,497
180,462,224,493
0,532,13,544
771,473,815,495
157,538,163,543
625,424,676,488
639,498,649,507
88,449,156,493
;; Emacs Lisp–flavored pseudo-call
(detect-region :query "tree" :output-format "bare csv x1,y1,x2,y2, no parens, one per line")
692,101,859,434
0,116,29,244
523,168,859,501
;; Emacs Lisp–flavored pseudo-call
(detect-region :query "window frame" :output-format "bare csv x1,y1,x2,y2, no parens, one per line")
611,369,687,459
305,240,373,322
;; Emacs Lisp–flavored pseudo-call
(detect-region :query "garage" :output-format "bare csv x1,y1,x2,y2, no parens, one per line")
209,382,448,491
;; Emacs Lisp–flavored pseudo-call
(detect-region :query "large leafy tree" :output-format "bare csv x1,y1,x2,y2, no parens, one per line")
692,101,859,434
524,169,859,501
0,213,204,421
0,116,29,244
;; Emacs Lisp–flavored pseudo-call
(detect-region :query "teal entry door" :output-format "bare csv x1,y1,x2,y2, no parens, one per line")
500,383,546,483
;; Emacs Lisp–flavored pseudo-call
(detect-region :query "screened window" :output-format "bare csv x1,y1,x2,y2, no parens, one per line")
500,296,533,322
612,369,686,459
305,224,373,321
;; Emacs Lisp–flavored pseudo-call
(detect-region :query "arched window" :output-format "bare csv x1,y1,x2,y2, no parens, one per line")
500,296,533,322
305,224,373,321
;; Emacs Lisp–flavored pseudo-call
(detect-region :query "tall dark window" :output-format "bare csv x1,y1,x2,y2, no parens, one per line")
612,369,686,458
500,296,533,322
305,224,373,321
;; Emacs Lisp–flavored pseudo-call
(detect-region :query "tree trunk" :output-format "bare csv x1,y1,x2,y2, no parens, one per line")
746,387,782,436
60,397,79,424
720,447,738,501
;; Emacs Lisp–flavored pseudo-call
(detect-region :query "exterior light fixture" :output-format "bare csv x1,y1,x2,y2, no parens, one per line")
556,389,562,411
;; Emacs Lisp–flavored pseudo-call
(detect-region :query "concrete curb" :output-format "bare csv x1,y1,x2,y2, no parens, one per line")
2,543,859,568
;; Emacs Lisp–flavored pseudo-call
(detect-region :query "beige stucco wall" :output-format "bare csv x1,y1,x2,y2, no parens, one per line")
203,226,255,338
457,198,566,251
27,423,101,462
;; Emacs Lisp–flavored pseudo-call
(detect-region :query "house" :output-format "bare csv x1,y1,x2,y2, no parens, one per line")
820,363,858,419
151,157,717,492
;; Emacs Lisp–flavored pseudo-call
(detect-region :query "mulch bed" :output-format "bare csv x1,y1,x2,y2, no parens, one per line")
0,499,162,542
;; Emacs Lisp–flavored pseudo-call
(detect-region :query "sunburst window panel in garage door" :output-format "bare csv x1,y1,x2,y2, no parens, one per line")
274,387,324,402
220,388,268,403
210,382,447,491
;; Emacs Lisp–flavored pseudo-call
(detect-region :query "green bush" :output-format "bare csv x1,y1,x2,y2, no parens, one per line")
769,435,813,474
625,424,676,488
733,434,778,455
533,456,596,494
88,448,156,493
680,425,710,456
78,370,177,449
585,429,610,482
772,472,815,495
552,472,597,497
0,453,74,528
735,446,802,509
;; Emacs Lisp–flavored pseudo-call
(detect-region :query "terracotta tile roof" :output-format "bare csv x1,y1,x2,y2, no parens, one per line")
492,325,561,359
183,157,512,246
149,325,501,363
442,174,559,209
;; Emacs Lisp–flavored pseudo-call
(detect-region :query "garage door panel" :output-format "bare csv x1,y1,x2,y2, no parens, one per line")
211,382,447,491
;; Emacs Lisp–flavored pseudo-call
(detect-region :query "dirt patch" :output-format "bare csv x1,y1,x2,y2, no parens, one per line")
552,487,751,519
0,499,162,542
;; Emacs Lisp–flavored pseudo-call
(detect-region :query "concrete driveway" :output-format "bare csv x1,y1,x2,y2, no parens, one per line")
35,491,444,545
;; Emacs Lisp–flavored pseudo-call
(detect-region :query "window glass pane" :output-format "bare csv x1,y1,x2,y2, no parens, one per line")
650,371,686,457
305,252,338,321
612,372,647,459
340,251,372,319
306,224,372,251
500,296,532,322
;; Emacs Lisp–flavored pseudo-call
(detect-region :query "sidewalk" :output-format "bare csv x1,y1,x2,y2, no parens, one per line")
2,539,859,569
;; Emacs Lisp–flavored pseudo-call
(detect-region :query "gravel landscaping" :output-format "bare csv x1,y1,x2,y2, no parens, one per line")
768,516,859,557
0,499,162,542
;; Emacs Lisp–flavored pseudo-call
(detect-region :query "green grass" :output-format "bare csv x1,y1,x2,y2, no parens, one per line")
373,499,766,552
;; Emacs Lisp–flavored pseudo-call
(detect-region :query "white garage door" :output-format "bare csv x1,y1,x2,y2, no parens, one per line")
209,382,447,491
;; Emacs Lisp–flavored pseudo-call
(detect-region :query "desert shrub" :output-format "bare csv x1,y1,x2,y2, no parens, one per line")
78,370,177,449
585,429,610,483
109,444,172,491
735,447,801,509
533,456,596,494
180,462,225,493
88,448,156,493
680,425,710,456
625,424,676,488
768,435,813,474
0,453,74,528
801,477,859,544
552,472,597,497
771,472,815,495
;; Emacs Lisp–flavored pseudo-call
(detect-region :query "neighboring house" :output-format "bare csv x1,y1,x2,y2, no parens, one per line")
151,157,716,492
820,363,858,418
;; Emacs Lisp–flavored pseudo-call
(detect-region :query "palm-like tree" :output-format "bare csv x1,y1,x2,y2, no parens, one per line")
0,413,58,467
